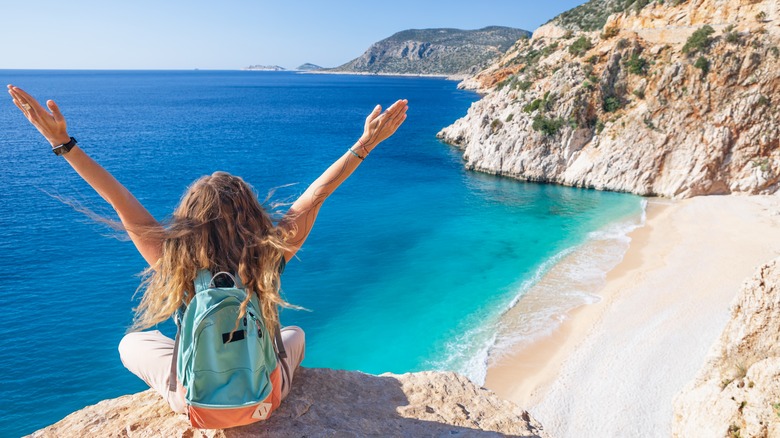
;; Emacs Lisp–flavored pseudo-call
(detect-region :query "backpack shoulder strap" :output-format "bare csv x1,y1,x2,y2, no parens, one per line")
194,269,213,293
168,311,182,392
274,324,287,359
169,269,211,393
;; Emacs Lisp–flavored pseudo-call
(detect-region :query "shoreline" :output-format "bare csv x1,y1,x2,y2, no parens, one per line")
483,195,780,436
303,70,466,81
484,198,667,406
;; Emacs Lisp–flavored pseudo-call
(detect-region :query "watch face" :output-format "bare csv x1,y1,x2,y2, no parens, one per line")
53,138,76,155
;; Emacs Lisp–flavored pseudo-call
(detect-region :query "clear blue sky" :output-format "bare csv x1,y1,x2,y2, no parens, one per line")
2,0,587,70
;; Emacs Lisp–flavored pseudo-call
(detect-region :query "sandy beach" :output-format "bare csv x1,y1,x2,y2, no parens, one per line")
484,195,780,437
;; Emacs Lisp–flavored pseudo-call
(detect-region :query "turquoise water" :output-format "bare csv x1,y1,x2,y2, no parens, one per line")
0,70,643,436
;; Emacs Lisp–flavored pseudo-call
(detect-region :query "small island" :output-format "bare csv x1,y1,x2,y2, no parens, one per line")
241,65,286,71
296,63,323,71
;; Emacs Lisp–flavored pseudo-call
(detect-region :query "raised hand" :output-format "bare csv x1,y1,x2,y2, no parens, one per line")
7,85,70,147
357,99,408,156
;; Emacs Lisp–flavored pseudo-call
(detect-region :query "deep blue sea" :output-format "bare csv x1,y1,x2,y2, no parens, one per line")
0,70,643,437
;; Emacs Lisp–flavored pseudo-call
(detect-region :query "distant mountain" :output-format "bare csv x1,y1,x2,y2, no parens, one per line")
297,63,323,71
242,65,286,71
330,26,531,76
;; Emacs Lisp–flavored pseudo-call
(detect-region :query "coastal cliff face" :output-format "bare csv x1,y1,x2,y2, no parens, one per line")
29,368,547,437
673,258,780,437
439,0,780,198
331,27,531,77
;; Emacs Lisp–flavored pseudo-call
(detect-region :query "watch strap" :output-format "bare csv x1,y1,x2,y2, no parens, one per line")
53,137,77,156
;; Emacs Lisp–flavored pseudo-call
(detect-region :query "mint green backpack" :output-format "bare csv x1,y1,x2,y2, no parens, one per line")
168,270,287,429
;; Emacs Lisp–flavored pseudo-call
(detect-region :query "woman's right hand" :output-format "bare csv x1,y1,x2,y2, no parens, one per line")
7,84,71,147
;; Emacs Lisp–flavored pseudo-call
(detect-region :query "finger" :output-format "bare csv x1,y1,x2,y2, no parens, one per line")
387,107,408,133
385,102,408,124
387,99,407,112
11,98,28,115
9,86,45,113
11,98,35,119
367,104,382,123
9,88,33,112
383,100,407,119
47,100,64,122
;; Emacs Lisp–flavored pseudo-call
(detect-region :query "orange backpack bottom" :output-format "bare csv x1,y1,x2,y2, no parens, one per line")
187,364,283,429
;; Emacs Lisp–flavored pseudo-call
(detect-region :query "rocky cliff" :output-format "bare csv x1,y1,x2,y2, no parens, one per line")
29,368,547,437
330,27,531,77
439,0,780,198
673,258,780,437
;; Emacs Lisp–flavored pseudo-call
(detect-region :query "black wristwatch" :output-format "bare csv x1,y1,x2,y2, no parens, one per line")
53,137,77,156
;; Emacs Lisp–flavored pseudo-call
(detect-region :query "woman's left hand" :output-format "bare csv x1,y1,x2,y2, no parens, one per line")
7,84,71,147
358,99,408,155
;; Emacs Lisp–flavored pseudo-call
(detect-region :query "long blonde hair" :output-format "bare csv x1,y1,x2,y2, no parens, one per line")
132,171,294,335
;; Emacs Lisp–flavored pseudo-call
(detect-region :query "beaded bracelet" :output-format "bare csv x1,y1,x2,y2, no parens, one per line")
348,148,365,160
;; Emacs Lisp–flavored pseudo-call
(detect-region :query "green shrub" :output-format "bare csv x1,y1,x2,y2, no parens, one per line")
542,42,560,57
633,89,645,99
682,25,715,55
603,96,621,113
523,91,556,114
515,80,533,91
596,120,606,134
490,118,503,132
756,11,767,22
625,54,649,75
524,49,543,67
569,36,593,57
694,56,710,75
770,46,780,58
725,32,740,44
505,113,514,122
523,99,543,113
752,158,770,172
616,38,630,50
631,0,651,13
758,95,770,106
532,116,565,136
586,55,599,64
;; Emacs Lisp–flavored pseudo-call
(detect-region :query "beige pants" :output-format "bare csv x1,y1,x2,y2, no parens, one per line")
118,326,305,414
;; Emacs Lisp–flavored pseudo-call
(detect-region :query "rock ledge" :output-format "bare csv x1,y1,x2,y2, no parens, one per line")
30,368,546,437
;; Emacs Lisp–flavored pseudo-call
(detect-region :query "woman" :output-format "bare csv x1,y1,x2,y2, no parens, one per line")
7,84,407,417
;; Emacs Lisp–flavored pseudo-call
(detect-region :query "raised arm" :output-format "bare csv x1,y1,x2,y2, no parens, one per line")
279,99,408,262
7,85,163,266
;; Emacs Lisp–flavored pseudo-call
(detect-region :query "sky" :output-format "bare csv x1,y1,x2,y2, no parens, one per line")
2,0,587,70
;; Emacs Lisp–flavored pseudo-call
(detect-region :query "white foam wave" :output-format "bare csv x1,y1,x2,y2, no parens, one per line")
431,199,649,385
